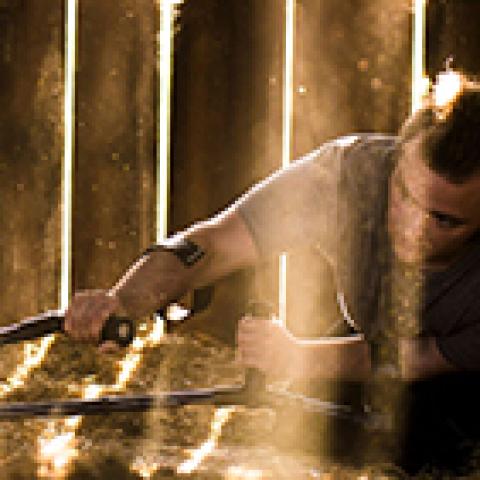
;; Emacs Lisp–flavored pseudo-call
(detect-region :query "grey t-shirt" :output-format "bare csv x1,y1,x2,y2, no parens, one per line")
235,133,480,371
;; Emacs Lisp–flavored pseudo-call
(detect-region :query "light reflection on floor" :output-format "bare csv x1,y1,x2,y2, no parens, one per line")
0,332,402,479
0,336,56,398
36,319,163,478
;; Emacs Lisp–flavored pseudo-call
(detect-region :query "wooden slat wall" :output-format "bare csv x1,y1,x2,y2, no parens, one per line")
1,0,476,349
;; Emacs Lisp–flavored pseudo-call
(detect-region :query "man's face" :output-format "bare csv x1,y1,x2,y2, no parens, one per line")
388,137,480,268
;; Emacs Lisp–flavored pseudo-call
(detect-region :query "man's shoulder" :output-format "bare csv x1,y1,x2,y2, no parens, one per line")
333,133,397,157
303,133,397,168
335,132,397,146
329,133,398,184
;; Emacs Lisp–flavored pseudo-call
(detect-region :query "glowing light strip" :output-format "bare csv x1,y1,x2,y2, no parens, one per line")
61,0,77,309
157,0,175,243
0,336,56,398
176,406,236,475
37,319,164,479
282,0,295,170
411,0,427,113
154,0,179,334
130,406,238,478
279,0,295,326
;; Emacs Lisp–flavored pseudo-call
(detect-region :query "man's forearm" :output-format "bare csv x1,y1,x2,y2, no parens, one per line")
289,335,372,382
114,209,259,318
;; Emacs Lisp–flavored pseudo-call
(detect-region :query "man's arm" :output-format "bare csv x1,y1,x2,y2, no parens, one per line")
65,209,258,342
66,139,345,342
295,335,457,382
115,209,259,317
237,318,460,383
237,316,372,382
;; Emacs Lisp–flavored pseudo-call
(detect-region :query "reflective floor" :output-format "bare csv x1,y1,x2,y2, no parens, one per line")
0,330,403,479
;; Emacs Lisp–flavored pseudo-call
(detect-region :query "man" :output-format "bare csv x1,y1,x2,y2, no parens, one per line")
66,80,480,472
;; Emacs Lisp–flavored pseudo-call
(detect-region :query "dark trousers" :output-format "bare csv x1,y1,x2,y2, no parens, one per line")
397,372,480,475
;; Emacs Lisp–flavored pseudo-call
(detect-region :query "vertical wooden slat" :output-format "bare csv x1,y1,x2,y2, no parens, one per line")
73,0,156,291
0,0,63,323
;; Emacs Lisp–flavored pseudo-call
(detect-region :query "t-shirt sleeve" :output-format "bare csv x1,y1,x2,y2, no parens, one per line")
234,137,356,260
436,318,480,371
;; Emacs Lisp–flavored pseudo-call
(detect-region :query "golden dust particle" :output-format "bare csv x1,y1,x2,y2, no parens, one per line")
16,183,25,192
91,183,99,192
95,238,103,247
108,241,116,250
333,27,344,40
297,85,307,95
268,76,277,87
122,163,131,172
377,53,387,65
112,152,120,161
371,77,383,90
357,58,369,72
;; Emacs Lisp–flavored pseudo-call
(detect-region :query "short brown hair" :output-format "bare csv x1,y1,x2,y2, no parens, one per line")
398,83,480,183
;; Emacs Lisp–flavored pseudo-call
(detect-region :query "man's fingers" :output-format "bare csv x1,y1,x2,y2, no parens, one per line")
65,290,119,343
87,297,116,340
236,314,289,376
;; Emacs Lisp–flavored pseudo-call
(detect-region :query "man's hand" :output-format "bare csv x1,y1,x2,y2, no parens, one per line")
236,315,299,379
64,290,120,345
64,248,190,348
